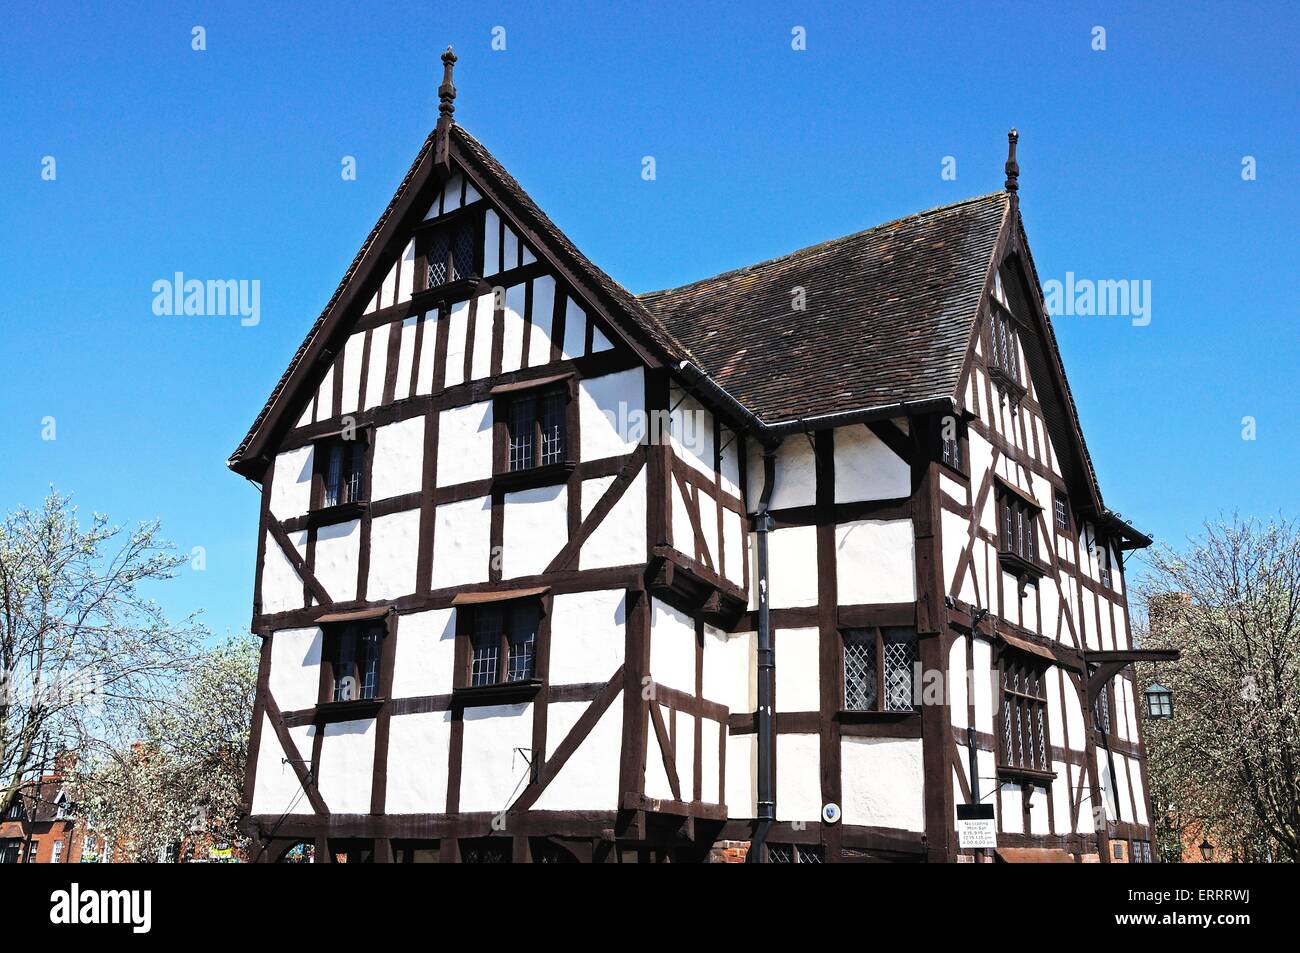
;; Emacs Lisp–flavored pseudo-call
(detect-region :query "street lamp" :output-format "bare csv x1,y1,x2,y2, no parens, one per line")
1145,683,1174,719
1199,838,1214,862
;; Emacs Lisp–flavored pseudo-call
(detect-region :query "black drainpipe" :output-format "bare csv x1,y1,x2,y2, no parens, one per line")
748,443,779,862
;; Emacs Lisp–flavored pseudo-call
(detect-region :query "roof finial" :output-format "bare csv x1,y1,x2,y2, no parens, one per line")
438,46,458,123
1004,127,1020,193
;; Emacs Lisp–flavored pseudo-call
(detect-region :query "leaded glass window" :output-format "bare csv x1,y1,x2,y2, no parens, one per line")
1000,653,1051,774
843,627,917,712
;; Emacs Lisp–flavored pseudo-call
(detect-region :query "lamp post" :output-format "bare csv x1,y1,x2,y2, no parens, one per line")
1199,838,1214,862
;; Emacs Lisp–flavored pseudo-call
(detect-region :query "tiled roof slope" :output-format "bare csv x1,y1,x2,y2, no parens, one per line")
639,193,1009,425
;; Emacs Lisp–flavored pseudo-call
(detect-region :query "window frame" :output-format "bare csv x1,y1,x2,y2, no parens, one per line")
1053,489,1071,535
839,626,919,715
939,416,967,475
987,301,1024,391
311,433,369,514
454,597,547,703
996,649,1054,782
765,843,824,863
995,481,1045,583
417,209,482,296
491,376,577,490
319,619,390,708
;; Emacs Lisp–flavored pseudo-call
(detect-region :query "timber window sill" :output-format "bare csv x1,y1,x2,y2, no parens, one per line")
835,709,920,724
491,461,575,493
313,698,385,723
452,679,543,707
998,551,1046,583
411,276,481,308
306,501,368,529
988,367,1027,401
996,765,1057,787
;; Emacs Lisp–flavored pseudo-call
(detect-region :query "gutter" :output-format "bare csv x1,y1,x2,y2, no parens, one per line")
676,360,957,444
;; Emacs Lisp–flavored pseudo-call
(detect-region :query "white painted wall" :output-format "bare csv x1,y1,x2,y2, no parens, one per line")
841,736,925,831
250,714,313,815
502,484,567,578
430,496,491,589
458,703,534,814
650,598,696,696
270,447,313,519
367,509,421,601
580,470,646,569
774,627,819,712
437,400,493,487
579,368,644,461
370,417,424,502
262,528,307,614
269,627,322,712
384,711,452,813
548,590,625,685
314,519,361,603
834,426,910,502
390,608,457,698
776,734,821,821
534,700,622,811
835,519,916,604
316,718,376,814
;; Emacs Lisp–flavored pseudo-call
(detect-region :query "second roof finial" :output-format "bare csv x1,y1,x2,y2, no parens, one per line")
438,46,458,122
1004,128,1020,193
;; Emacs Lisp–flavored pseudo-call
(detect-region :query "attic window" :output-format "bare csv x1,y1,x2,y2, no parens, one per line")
314,436,366,510
424,218,477,290
989,304,1022,389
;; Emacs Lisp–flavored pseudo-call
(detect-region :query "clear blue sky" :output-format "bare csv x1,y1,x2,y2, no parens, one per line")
2,1,1296,640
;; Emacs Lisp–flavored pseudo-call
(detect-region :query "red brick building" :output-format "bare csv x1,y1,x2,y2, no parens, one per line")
0,762,85,864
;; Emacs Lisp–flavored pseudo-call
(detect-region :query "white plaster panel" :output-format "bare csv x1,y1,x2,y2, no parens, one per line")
674,708,695,801
1046,666,1065,748
314,519,360,604
579,367,644,462
270,446,313,520
722,507,746,588
363,322,390,410
269,626,322,713
775,627,819,712
1000,781,1024,834
1051,759,1073,833
645,708,674,802
458,703,534,814
705,628,752,714
591,324,612,353
834,425,910,502
251,713,312,815
700,717,721,804
469,292,494,380
841,736,925,831
1064,675,1087,750
339,331,365,415
384,711,451,814
726,733,757,818
444,298,470,388
437,400,492,487
394,315,418,400
414,312,438,395
316,718,376,814
1113,754,1133,824
580,475,615,520
527,275,555,367
668,386,714,480
650,598,697,696
397,239,415,304
580,470,646,569
503,484,567,578
942,508,976,606
561,297,586,360
948,635,969,731
748,435,815,510
390,608,457,698
316,365,334,420
534,700,623,811
835,519,916,604
767,525,818,608
501,283,526,374
431,496,491,588
371,416,425,501
719,427,741,498
548,590,626,685
261,528,307,614
776,733,822,821
972,638,994,734
367,509,420,601
1129,756,1149,825
483,208,500,275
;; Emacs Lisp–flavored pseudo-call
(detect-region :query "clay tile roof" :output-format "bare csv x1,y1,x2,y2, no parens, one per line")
639,193,1009,426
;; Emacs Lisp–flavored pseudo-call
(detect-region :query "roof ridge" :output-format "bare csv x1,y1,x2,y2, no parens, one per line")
638,191,1007,300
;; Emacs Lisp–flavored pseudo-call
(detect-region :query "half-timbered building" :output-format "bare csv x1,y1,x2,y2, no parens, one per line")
231,51,1164,862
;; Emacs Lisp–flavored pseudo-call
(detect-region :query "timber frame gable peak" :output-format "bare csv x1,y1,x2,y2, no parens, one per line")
229,121,699,482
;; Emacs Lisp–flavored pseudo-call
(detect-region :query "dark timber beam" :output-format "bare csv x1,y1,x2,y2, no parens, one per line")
1085,650,1179,706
